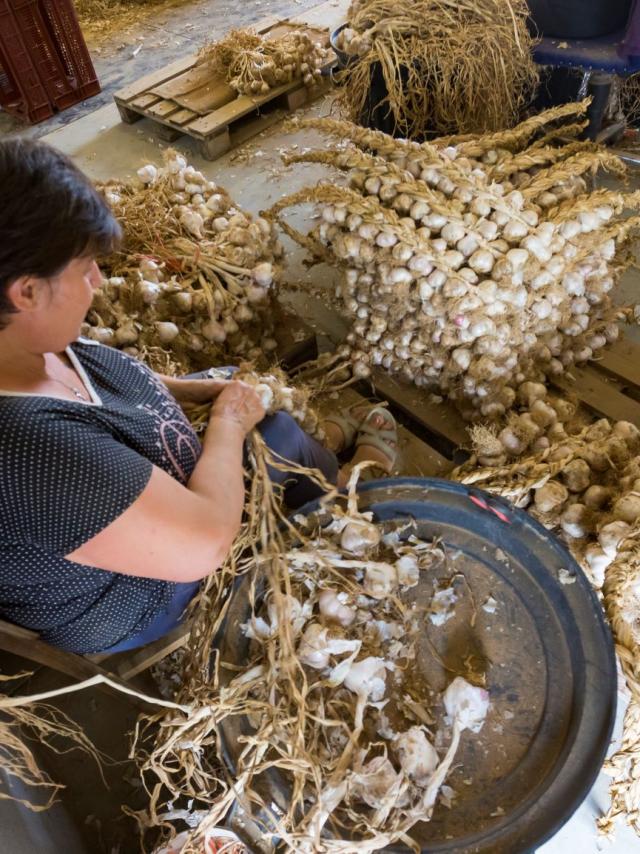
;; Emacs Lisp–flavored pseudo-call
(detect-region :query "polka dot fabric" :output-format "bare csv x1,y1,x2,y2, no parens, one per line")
0,340,202,654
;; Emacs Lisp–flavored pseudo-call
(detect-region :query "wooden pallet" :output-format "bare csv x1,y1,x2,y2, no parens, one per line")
113,18,334,160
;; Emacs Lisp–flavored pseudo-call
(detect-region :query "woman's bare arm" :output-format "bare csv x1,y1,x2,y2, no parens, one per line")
66,382,264,582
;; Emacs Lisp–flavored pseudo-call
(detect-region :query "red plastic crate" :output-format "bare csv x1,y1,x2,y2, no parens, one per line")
39,0,100,105
0,0,99,124
0,1,54,123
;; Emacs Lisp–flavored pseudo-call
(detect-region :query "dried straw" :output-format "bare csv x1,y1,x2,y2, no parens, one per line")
336,0,539,139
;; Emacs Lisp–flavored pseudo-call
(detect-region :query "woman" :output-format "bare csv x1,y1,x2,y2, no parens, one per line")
0,139,397,655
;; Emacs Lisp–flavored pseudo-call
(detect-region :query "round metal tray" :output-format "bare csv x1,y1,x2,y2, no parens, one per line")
218,478,616,853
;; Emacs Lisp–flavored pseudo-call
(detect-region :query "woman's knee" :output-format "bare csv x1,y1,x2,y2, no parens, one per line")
258,411,306,462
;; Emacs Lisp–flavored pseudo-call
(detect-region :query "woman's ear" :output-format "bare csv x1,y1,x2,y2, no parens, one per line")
5,276,48,313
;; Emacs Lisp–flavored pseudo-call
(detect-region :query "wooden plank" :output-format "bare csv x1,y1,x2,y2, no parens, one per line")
0,625,146,707
289,0,348,28
147,99,181,118
116,103,143,124
176,81,236,116
553,364,640,424
398,426,452,478
170,108,197,126
187,78,299,137
230,107,287,147
0,618,36,642
594,336,640,388
115,54,198,103
151,63,218,101
369,368,469,449
130,92,161,109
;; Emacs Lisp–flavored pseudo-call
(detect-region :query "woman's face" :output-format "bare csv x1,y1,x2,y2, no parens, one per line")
25,256,102,352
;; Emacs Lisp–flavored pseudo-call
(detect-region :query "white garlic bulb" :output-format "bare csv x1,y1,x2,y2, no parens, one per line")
443,677,489,733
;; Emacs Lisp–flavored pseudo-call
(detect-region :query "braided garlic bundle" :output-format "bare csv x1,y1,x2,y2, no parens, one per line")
269,102,639,419
457,416,640,590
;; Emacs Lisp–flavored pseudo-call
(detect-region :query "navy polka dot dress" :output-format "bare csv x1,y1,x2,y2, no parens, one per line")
0,339,202,654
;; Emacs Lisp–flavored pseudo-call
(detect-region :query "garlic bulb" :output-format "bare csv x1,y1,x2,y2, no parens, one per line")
363,563,397,599
443,677,490,733
394,727,439,784
395,554,419,587
533,481,568,514
560,503,593,539
598,520,631,557
612,494,640,525
344,656,387,702
341,519,381,554
318,589,356,627
137,164,158,184
114,323,138,346
155,322,180,344
561,459,592,493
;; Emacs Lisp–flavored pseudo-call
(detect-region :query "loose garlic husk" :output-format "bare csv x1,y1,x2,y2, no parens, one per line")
395,727,439,784
443,677,490,733
341,519,381,554
344,656,387,702
318,589,356,627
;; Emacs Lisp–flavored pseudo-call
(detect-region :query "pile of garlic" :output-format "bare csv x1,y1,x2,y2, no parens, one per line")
199,28,328,97
460,415,640,589
334,24,371,57
236,476,490,844
468,380,582,467
271,102,639,418
92,151,282,372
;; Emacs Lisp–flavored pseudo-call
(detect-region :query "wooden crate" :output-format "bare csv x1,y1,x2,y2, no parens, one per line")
113,18,334,160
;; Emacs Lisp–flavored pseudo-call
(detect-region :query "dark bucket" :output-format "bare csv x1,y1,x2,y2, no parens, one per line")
217,478,616,853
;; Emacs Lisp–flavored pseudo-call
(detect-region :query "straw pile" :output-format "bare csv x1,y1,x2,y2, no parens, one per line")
334,0,539,138
134,467,491,853
267,100,640,420
0,673,104,811
90,150,281,374
198,28,329,96
453,418,640,838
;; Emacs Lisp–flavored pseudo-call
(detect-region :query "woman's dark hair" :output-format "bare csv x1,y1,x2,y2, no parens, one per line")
0,138,121,328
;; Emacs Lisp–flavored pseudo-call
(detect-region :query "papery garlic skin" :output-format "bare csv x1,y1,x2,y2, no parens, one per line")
318,589,356,627
443,677,490,733
344,656,387,702
395,726,439,784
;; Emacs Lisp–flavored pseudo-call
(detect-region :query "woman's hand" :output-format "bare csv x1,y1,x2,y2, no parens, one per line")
209,381,266,435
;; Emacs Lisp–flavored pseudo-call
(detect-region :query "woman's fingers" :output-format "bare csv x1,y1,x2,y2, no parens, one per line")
210,380,266,433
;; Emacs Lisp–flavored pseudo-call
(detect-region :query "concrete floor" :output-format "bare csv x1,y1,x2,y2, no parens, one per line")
3,0,640,850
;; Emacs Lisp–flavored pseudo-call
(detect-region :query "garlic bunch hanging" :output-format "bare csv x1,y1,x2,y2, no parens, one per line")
270,106,639,419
